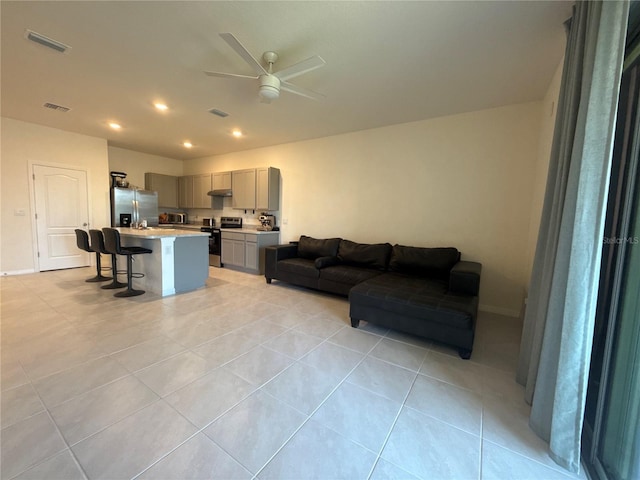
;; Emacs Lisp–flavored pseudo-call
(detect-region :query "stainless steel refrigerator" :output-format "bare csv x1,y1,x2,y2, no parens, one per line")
110,187,159,227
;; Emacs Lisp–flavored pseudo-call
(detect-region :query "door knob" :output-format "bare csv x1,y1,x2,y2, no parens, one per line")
83,223,88,226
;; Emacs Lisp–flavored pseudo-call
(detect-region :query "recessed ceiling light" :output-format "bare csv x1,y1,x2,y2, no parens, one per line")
109,122,122,130
232,129,242,138
154,102,168,111
183,141,193,148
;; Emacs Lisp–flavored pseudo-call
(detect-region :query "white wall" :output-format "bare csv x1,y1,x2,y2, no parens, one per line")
1,118,110,274
185,102,543,316
108,146,184,190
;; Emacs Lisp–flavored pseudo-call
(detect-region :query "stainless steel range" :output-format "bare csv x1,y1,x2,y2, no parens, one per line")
202,217,242,267
220,216,242,229
200,218,220,267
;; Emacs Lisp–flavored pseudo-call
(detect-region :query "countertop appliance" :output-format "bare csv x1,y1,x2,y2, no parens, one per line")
167,212,187,224
202,218,215,227
258,213,276,231
220,216,242,229
110,185,159,228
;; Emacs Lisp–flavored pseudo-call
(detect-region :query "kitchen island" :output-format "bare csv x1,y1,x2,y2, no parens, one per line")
116,228,209,297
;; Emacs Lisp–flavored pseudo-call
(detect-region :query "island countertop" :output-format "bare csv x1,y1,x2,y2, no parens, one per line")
116,227,209,239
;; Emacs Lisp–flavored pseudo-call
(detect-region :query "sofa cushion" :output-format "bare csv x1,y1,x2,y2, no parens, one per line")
315,256,340,269
389,245,460,279
337,240,392,271
298,235,342,260
277,258,320,278
350,273,475,330
319,265,382,286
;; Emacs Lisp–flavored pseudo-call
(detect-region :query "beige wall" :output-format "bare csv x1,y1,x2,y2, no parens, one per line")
108,147,184,190
185,102,543,316
525,60,564,282
1,99,552,315
1,118,110,274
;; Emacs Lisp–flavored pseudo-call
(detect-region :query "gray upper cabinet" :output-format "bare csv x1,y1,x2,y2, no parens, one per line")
231,167,280,211
178,176,192,208
231,169,257,210
213,172,232,191
145,173,179,208
256,167,280,211
178,174,212,209
192,174,212,208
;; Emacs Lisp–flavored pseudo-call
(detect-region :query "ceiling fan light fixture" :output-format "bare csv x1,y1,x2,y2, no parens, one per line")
258,74,281,101
204,33,325,103
259,85,279,100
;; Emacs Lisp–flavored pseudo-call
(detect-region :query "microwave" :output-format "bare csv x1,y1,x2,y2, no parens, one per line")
167,212,187,224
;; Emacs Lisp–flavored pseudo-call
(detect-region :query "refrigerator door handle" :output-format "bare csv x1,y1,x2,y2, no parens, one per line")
134,199,139,227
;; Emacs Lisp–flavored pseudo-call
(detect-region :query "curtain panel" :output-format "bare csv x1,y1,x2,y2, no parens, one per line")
516,0,629,473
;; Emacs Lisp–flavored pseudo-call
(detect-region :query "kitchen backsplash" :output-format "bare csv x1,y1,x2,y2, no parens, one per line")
186,205,281,228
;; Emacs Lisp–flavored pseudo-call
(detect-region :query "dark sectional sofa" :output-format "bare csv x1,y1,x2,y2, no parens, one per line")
265,235,482,359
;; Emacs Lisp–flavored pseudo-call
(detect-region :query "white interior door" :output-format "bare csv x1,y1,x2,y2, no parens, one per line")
33,165,90,271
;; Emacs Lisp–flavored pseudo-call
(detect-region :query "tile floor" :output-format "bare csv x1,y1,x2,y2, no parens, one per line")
1,266,585,480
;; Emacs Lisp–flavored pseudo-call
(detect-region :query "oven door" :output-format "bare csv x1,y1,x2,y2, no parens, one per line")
201,227,222,267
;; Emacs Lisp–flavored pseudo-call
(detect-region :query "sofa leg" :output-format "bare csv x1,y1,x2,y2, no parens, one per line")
266,278,272,284
458,348,472,360
350,318,360,328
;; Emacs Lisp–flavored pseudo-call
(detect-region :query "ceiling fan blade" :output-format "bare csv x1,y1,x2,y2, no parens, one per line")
275,56,326,82
204,70,258,80
280,81,325,101
219,32,268,76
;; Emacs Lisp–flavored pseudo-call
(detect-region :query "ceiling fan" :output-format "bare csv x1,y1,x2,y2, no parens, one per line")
205,33,326,103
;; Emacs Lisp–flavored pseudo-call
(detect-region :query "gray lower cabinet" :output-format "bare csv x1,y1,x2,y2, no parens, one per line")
221,231,280,274
221,234,245,266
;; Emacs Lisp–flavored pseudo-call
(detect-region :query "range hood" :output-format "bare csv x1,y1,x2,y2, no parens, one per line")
207,189,233,197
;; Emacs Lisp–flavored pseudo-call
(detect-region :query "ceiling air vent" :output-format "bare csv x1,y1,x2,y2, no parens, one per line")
43,102,70,112
25,30,71,53
209,108,229,118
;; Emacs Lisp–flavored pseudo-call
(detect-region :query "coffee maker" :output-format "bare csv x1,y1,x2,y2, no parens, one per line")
258,213,276,231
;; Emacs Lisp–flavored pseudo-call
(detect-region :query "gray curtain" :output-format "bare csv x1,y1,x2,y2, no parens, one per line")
516,0,629,474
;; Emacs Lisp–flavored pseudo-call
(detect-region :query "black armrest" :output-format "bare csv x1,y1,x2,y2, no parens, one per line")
449,261,482,296
267,244,298,261
265,244,299,280
315,256,340,269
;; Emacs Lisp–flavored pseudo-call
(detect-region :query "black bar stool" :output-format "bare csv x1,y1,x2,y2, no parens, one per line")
74,229,111,283
89,229,127,290
102,227,152,297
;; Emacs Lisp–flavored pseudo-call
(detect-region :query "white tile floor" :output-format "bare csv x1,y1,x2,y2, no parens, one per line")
1,266,584,480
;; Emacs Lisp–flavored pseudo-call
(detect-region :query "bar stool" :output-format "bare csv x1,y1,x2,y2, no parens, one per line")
89,229,127,290
102,227,152,297
74,229,111,283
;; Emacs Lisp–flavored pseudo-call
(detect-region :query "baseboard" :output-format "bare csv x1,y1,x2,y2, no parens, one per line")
479,303,521,319
1,269,36,276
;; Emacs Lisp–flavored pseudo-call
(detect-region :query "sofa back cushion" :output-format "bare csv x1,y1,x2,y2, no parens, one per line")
389,245,460,278
298,235,342,259
337,240,392,271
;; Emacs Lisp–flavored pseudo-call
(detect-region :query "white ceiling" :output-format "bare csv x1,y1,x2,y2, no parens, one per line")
1,1,572,160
